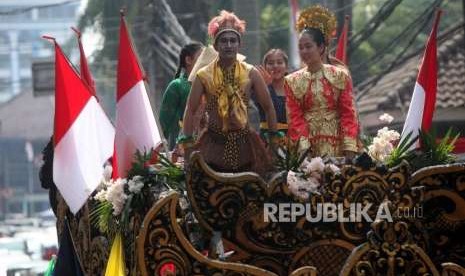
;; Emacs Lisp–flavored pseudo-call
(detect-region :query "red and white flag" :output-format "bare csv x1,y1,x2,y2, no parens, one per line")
335,15,350,65
401,10,442,147
72,27,96,96
114,14,162,178
52,41,114,214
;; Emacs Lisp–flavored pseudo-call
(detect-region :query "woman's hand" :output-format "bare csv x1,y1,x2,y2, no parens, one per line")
256,65,272,85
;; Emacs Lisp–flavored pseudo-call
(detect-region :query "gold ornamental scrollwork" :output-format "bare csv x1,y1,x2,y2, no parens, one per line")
340,220,440,276
137,191,280,276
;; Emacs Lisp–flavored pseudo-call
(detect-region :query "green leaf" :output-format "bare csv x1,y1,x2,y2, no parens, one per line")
386,131,418,168
90,200,119,237
409,127,459,170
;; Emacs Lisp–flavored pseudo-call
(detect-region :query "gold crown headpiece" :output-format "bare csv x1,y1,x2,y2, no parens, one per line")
296,5,337,45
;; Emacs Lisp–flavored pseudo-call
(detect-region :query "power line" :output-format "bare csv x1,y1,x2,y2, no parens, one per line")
351,0,443,72
349,0,404,54
355,6,438,100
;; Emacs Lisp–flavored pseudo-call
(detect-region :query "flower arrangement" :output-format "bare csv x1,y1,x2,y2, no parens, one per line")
90,149,185,237
89,148,191,276
366,113,459,170
287,156,340,200
272,137,341,200
367,126,400,162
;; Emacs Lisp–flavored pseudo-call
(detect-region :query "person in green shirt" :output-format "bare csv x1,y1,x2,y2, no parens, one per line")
159,42,203,149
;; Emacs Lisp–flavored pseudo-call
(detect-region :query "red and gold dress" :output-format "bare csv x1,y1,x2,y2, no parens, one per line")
285,64,359,157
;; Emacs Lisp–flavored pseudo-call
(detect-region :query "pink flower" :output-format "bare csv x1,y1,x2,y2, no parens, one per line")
207,22,220,37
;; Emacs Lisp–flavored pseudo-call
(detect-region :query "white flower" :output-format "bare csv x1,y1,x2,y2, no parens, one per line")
306,176,321,194
325,163,340,174
128,175,144,194
377,127,400,142
296,190,309,200
105,178,128,216
300,159,311,171
305,157,325,173
368,125,401,162
368,137,394,162
94,189,107,202
287,171,301,194
379,113,394,124
287,171,321,199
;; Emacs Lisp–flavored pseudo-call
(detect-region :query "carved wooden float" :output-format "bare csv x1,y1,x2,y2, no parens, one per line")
52,152,465,275
184,152,465,275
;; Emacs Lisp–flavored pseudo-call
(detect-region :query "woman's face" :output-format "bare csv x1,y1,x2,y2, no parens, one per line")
298,32,324,66
186,49,202,67
264,53,287,81
185,48,202,73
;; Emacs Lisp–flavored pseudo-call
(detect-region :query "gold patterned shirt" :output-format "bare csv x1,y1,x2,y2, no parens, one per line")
284,64,359,156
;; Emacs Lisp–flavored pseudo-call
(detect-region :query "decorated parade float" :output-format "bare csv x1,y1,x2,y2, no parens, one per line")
44,129,465,276
40,4,465,275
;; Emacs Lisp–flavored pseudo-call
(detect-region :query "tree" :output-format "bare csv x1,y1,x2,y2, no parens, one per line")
78,0,191,114
349,0,462,86
260,3,290,57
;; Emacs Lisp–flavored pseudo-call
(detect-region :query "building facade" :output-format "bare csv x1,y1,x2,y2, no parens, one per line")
0,0,81,102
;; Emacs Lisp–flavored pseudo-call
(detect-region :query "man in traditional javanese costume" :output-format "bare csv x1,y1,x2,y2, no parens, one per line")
181,10,278,177
285,5,360,158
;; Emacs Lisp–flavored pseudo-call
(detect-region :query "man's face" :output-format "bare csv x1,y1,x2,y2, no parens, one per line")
215,31,240,59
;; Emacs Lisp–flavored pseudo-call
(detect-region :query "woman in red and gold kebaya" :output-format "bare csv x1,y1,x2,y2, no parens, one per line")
285,5,359,158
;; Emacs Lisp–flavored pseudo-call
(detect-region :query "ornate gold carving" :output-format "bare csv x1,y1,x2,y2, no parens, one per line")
137,192,279,276
53,152,465,275
411,163,465,267
340,220,440,276
290,240,354,275
186,152,430,274
289,266,318,276
441,262,465,276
